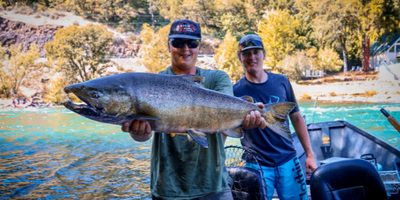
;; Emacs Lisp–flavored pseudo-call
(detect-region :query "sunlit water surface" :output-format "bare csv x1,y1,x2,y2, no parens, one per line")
0,102,399,199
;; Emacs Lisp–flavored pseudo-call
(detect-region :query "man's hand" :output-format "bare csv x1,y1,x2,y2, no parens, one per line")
242,103,267,129
305,154,318,178
121,120,153,142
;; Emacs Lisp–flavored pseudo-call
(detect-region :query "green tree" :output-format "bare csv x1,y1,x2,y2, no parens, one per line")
214,0,270,35
138,23,170,73
296,0,400,72
356,0,400,71
258,9,308,70
44,24,114,83
215,30,243,82
0,44,40,96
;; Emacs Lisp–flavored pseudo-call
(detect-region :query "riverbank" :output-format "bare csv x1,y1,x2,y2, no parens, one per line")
294,79,400,103
293,71,400,103
1,77,399,109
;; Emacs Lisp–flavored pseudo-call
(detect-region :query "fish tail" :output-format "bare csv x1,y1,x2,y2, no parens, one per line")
261,102,297,140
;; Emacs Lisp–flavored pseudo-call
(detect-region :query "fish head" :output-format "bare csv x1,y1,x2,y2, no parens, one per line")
63,76,134,124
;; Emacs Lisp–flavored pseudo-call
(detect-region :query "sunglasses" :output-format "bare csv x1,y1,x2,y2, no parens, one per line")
239,40,264,51
169,39,201,49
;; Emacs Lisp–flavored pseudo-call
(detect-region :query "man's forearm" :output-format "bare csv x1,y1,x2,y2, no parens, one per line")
290,112,314,156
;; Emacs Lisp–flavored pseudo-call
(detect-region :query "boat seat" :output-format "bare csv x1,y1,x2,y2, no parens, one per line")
227,166,265,200
310,159,387,200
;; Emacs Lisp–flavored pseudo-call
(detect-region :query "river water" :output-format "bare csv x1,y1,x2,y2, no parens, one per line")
1,103,399,199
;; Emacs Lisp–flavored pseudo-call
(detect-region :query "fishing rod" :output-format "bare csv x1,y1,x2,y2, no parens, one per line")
380,108,400,134
312,97,318,124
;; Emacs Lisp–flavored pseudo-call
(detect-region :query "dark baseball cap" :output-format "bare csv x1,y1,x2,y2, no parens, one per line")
168,19,202,40
238,34,264,52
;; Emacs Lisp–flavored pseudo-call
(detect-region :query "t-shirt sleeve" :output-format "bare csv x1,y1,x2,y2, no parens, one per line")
285,77,300,114
212,70,233,96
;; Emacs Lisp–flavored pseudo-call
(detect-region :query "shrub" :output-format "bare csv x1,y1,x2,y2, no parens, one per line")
330,92,337,97
365,90,377,97
301,93,312,99
277,50,310,82
14,5,35,15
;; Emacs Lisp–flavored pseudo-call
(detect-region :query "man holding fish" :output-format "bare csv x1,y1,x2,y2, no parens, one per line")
63,19,301,199
234,34,318,200
121,20,269,200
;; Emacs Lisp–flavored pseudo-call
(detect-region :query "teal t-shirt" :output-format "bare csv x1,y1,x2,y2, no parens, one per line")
150,66,233,199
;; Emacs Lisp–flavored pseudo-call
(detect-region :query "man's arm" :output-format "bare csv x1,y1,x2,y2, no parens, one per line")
213,71,267,142
289,111,317,176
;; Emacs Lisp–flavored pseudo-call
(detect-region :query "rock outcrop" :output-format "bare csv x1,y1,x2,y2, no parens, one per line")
0,17,62,57
0,17,140,57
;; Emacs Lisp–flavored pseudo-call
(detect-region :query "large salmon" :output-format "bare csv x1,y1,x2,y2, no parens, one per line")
63,72,296,148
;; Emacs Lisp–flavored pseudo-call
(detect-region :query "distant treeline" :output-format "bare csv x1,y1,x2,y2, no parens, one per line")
2,0,300,37
1,0,400,102
2,0,400,72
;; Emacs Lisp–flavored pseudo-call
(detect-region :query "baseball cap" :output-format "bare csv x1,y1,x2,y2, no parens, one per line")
168,19,202,40
238,34,264,52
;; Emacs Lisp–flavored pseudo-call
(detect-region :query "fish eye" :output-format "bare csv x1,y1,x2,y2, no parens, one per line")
92,93,100,98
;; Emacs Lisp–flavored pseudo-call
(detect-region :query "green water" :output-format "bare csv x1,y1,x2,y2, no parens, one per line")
0,103,399,199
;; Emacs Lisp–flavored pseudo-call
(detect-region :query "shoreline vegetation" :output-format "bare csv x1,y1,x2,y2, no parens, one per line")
1,10,400,109
1,71,399,110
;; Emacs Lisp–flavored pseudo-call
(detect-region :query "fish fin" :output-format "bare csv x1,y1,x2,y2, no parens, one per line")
187,129,208,148
181,75,205,87
222,127,244,139
262,102,297,141
127,114,160,121
241,95,255,103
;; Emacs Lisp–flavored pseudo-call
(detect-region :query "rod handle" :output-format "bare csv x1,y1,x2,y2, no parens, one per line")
380,108,391,118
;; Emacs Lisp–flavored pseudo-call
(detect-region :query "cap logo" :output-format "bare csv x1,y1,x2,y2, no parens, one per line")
176,22,196,33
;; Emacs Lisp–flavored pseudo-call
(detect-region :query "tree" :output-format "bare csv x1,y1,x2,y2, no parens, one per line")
45,77,71,104
258,9,308,70
314,48,343,73
215,30,243,82
296,0,400,72
356,0,400,72
296,0,356,72
44,24,114,83
0,43,10,98
137,23,170,73
277,50,310,82
0,44,41,96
